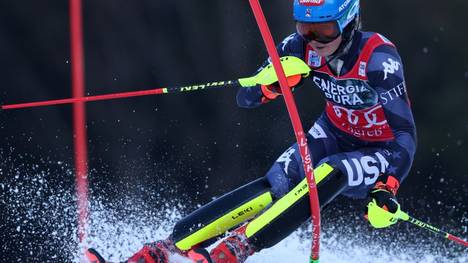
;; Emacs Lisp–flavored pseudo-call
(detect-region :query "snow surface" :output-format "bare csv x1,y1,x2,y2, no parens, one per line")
84,209,468,263
1,157,466,263
83,199,467,263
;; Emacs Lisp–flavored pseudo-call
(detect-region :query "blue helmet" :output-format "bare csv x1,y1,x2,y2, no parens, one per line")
293,0,360,33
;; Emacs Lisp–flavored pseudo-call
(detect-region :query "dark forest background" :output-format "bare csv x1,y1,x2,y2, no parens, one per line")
0,0,467,262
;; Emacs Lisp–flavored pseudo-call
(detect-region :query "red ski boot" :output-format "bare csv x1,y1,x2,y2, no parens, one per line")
127,239,213,263
126,240,171,263
86,241,169,263
86,239,213,263
209,226,255,263
86,248,112,263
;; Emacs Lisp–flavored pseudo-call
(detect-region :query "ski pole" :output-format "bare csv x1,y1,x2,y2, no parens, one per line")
248,1,321,262
1,56,310,111
0,80,240,110
398,211,468,247
369,201,467,247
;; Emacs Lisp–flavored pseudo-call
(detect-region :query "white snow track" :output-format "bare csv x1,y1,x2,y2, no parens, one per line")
1,159,466,263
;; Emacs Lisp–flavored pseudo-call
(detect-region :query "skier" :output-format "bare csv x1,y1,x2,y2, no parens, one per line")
87,0,417,262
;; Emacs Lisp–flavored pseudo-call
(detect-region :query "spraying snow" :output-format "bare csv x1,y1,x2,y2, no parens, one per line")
1,155,466,263
84,202,467,263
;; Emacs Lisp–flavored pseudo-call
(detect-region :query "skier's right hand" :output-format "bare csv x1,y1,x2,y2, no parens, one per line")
364,175,402,228
261,74,303,101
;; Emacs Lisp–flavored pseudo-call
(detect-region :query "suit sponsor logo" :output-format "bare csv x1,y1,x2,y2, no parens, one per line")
328,103,390,139
342,153,389,186
383,58,401,80
331,105,387,128
380,82,407,105
277,147,296,174
312,76,378,108
308,50,322,67
281,33,296,51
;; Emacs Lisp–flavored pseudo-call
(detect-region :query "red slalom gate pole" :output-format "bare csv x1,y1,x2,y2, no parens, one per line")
69,0,89,257
248,1,321,262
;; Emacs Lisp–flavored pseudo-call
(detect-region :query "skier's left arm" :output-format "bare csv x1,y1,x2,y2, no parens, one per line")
365,45,417,227
369,45,417,184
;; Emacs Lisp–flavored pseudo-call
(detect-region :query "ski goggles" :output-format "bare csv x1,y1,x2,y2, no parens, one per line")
296,21,341,44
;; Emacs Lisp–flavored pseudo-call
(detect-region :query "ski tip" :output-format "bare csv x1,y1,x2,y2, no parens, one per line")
86,248,107,263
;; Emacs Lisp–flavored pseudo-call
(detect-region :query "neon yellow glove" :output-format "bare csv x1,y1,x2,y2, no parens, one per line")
365,176,403,228
238,56,310,88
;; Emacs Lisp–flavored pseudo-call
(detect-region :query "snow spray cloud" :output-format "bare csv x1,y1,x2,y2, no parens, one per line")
0,149,466,263
0,149,78,262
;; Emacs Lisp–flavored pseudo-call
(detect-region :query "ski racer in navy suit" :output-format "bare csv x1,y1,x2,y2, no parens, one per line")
87,1,417,262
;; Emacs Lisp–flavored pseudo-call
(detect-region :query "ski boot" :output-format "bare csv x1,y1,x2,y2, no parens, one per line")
86,239,213,263
209,225,255,263
86,248,112,263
